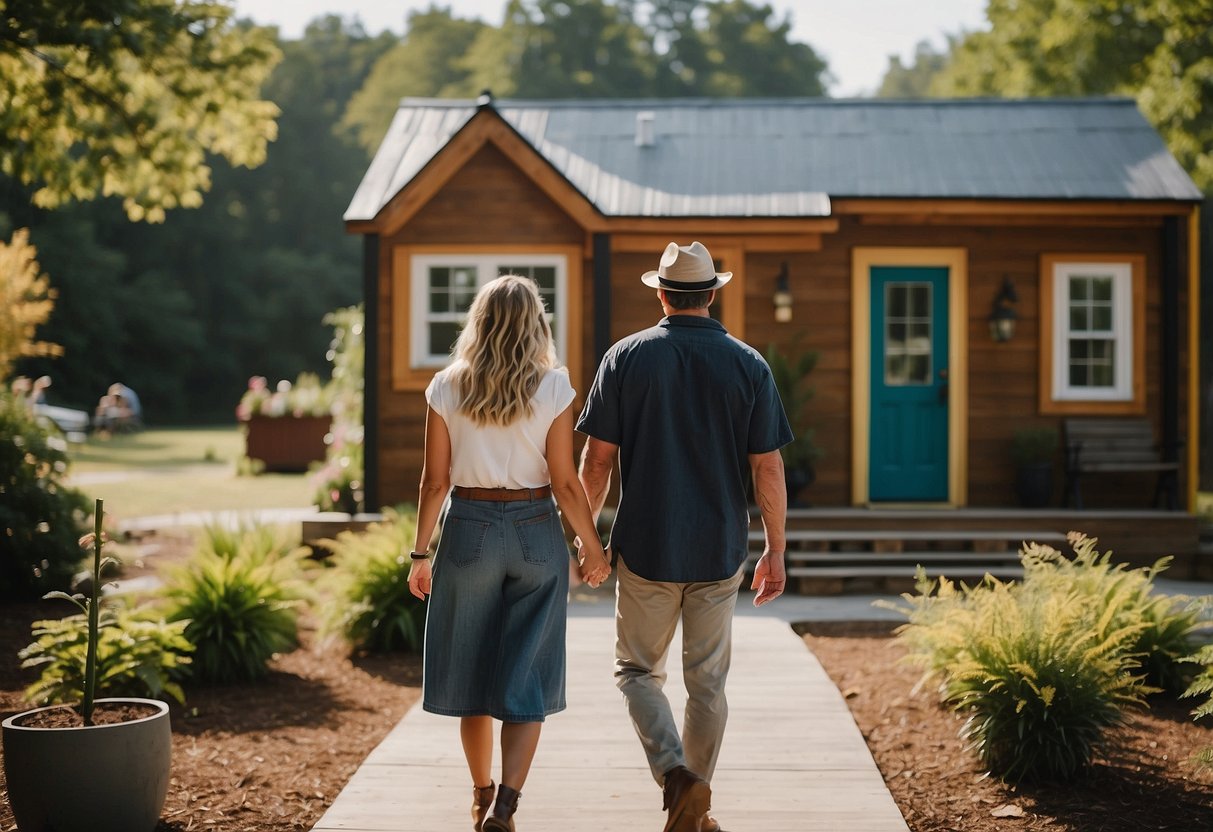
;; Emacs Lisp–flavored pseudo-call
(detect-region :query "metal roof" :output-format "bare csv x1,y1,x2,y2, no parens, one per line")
345,97,1202,223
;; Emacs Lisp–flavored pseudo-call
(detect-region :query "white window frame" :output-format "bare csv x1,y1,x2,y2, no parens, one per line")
410,253,568,369
1050,261,1133,402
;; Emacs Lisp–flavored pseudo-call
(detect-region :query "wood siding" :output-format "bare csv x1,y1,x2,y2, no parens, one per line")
375,144,587,505
366,142,1192,516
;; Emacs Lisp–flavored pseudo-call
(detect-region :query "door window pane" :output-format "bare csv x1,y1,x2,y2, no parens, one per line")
884,282,932,386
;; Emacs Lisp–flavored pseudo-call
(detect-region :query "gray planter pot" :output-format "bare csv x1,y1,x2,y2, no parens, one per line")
2,697,171,832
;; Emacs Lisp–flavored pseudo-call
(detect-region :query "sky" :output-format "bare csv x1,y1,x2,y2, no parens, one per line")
232,0,990,97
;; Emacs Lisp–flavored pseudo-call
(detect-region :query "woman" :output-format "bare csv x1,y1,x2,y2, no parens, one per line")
407,274,611,832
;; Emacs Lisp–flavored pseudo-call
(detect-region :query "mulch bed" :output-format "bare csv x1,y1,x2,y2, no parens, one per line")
0,598,420,832
802,621,1213,831
3,581,1212,831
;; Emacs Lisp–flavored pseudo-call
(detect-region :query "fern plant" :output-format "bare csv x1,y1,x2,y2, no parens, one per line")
20,605,192,707
1181,595,1213,771
887,565,1152,782
1021,534,1202,693
161,522,310,683
943,581,1148,782
319,507,425,653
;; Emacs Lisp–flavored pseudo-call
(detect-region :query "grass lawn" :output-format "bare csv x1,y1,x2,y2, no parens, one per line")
65,426,316,520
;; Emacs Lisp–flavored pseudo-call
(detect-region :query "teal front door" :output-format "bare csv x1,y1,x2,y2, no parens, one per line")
869,267,949,501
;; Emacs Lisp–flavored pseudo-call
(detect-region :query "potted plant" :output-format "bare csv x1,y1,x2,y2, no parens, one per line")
237,372,333,472
2,499,173,832
1012,426,1059,508
764,338,822,506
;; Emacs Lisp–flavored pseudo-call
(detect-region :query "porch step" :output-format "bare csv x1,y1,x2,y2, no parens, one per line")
786,550,1022,565
785,564,1023,581
744,524,1065,594
750,528,1068,546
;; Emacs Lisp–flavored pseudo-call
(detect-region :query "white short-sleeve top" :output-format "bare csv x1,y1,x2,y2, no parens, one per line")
425,362,576,489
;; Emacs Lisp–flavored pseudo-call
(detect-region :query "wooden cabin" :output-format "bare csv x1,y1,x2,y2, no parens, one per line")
344,96,1203,562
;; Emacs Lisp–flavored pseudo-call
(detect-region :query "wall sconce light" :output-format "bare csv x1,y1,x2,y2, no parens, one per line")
773,261,792,323
988,275,1019,342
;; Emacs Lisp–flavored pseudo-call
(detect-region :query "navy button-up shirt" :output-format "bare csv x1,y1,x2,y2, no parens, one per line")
576,315,792,582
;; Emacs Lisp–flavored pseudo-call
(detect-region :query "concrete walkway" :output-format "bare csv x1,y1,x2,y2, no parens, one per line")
311,603,910,832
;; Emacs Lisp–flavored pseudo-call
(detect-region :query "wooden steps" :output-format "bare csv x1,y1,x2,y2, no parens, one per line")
746,521,1071,593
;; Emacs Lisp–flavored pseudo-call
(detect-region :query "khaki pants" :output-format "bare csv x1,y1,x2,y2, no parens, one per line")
614,556,745,784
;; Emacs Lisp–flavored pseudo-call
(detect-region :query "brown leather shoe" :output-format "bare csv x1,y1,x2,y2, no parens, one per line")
472,781,495,831
483,784,521,832
699,814,721,832
662,766,711,832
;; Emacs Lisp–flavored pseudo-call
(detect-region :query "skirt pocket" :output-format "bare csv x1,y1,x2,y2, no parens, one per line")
439,515,492,568
515,511,559,565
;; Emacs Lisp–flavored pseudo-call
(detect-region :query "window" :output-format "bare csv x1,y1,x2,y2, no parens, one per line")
410,253,567,368
1040,254,1144,414
884,282,932,386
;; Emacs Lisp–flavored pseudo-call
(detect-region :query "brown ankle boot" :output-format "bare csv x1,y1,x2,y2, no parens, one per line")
472,781,495,831
482,784,521,832
662,766,711,832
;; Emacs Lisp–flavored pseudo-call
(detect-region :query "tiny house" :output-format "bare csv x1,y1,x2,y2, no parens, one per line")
345,96,1201,553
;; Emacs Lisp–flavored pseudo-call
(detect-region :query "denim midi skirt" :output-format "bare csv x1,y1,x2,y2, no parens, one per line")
422,494,569,722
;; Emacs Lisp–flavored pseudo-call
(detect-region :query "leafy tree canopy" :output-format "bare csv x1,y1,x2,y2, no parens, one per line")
0,0,282,221
923,0,1213,191
345,0,828,152
875,39,952,99
0,228,61,378
342,8,488,154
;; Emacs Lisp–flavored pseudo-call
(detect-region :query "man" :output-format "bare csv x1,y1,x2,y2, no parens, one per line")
576,241,790,832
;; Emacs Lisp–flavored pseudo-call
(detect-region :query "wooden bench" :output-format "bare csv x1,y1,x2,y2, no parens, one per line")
1063,418,1180,509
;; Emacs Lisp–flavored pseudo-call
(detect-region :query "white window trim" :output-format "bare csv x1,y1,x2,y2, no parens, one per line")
409,253,568,369
1051,261,1133,401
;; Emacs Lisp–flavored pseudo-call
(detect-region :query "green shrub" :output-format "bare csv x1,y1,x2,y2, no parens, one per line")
320,507,425,653
162,523,310,683
1021,534,1202,693
19,605,192,706
1181,597,1213,771
1011,426,1058,464
0,390,90,598
889,568,1150,783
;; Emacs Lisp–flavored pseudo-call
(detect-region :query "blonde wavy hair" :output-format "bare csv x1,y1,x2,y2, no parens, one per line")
451,274,558,426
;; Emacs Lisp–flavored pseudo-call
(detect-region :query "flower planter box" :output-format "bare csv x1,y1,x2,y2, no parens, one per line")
243,415,330,473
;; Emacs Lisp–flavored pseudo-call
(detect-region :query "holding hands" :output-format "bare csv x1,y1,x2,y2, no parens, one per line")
575,536,612,589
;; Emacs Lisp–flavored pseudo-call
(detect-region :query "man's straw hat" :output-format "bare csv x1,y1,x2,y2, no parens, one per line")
641,241,732,292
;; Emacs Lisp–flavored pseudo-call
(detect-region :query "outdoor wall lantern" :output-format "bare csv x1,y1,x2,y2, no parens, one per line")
988,275,1019,342
773,261,793,323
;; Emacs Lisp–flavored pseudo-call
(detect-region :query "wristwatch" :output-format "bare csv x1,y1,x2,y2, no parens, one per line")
409,551,430,560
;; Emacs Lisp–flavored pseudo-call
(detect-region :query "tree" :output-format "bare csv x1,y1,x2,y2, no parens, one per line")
876,39,953,99
344,0,830,146
0,0,282,221
670,0,828,96
0,228,61,379
463,0,652,99
8,16,390,422
933,0,1213,191
342,7,488,154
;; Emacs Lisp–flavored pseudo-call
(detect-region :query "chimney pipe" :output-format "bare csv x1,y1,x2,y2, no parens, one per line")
635,111,655,148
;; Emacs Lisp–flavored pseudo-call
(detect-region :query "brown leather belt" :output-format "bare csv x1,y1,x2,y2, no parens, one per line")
451,485,552,502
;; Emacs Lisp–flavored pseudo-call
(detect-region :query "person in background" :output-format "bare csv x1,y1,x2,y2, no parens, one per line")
406,274,611,832
94,382,142,432
577,241,791,832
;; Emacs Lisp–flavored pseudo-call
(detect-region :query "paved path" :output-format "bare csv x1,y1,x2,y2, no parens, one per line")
311,613,909,832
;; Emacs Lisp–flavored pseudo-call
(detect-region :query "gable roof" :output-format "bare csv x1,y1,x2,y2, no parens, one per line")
345,97,1202,223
